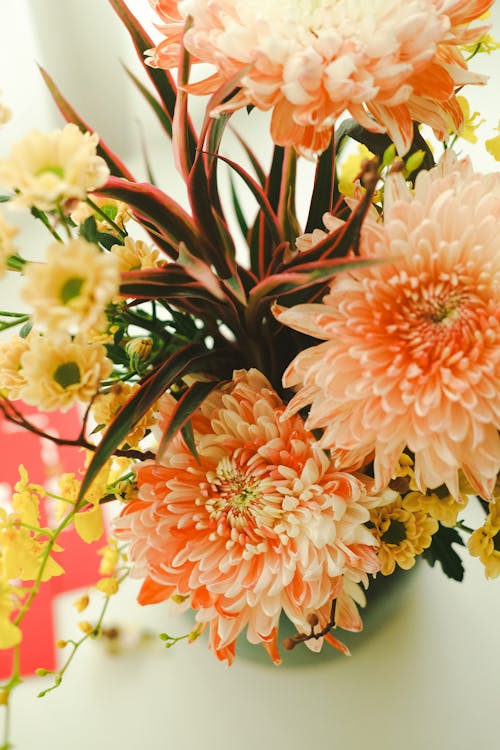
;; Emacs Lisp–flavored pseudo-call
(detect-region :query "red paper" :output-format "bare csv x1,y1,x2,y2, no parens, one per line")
0,406,101,677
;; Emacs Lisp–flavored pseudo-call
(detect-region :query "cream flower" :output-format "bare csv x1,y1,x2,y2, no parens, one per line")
0,209,18,276
115,368,388,664
18,333,112,412
0,335,29,399
21,238,120,334
91,382,155,448
0,123,110,210
148,0,492,155
110,237,165,273
278,153,500,499
71,197,130,234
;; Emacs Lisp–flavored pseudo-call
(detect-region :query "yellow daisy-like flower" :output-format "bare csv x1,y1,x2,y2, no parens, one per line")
455,96,485,143
21,239,120,334
19,332,112,412
403,487,467,528
0,123,110,211
370,497,439,576
71,197,130,234
0,209,18,276
0,334,29,399
91,382,155,448
110,237,165,274
468,502,500,579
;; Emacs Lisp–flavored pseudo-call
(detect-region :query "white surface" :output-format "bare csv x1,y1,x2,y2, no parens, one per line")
0,3,500,749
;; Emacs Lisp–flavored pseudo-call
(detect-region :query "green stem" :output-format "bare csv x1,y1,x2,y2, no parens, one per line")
86,197,127,240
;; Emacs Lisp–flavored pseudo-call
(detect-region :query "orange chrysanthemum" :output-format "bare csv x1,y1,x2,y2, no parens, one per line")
147,0,492,155
115,369,386,664
278,153,500,499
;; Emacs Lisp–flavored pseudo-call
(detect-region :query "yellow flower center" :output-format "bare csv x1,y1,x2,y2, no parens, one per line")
381,518,407,545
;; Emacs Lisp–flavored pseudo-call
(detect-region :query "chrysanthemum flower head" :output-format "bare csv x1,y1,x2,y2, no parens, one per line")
148,0,492,155
115,369,386,664
18,332,112,412
278,153,500,499
21,238,120,334
0,123,110,210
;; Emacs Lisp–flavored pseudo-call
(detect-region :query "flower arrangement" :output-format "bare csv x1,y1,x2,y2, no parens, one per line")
0,0,500,743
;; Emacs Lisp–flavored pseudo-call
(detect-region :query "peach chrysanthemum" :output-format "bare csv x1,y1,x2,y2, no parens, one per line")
18,333,112,412
115,369,387,664
148,0,492,155
278,153,500,499
0,123,110,210
21,239,120,334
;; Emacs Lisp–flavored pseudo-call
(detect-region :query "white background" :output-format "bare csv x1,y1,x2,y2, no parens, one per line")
0,2,499,749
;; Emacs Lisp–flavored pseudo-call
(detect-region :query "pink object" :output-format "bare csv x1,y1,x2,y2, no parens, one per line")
0,406,100,677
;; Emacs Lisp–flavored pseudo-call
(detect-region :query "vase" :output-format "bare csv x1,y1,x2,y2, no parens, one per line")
234,567,416,667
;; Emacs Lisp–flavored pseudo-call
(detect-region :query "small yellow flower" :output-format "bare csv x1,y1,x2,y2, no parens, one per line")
455,96,484,143
0,580,22,649
21,238,120,334
98,539,120,576
468,502,500,579
486,121,500,162
370,496,439,575
338,144,375,197
71,198,130,234
54,473,80,521
0,123,110,211
111,237,165,274
12,465,44,527
96,577,119,596
462,33,500,56
403,487,466,528
19,332,112,412
78,620,95,635
73,594,89,613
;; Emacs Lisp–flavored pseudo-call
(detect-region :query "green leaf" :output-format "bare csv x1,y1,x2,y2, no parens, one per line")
157,379,221,461
122,63,173,140
421,524,465,582
38,66,134,181
76,345,216,504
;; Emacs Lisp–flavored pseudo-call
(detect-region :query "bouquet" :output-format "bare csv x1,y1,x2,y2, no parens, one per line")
0,0,499,742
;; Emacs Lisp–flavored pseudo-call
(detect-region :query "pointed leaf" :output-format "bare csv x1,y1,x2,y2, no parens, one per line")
38,66,134,181
122,64,173,140
157,379,221,460
76,344,214,503
99,177,206,260
421,525,465,582
305,139,335,234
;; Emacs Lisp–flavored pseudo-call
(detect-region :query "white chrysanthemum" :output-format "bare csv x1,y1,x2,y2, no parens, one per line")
0,123,110,210
21,239,120,334
19,333,112,412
